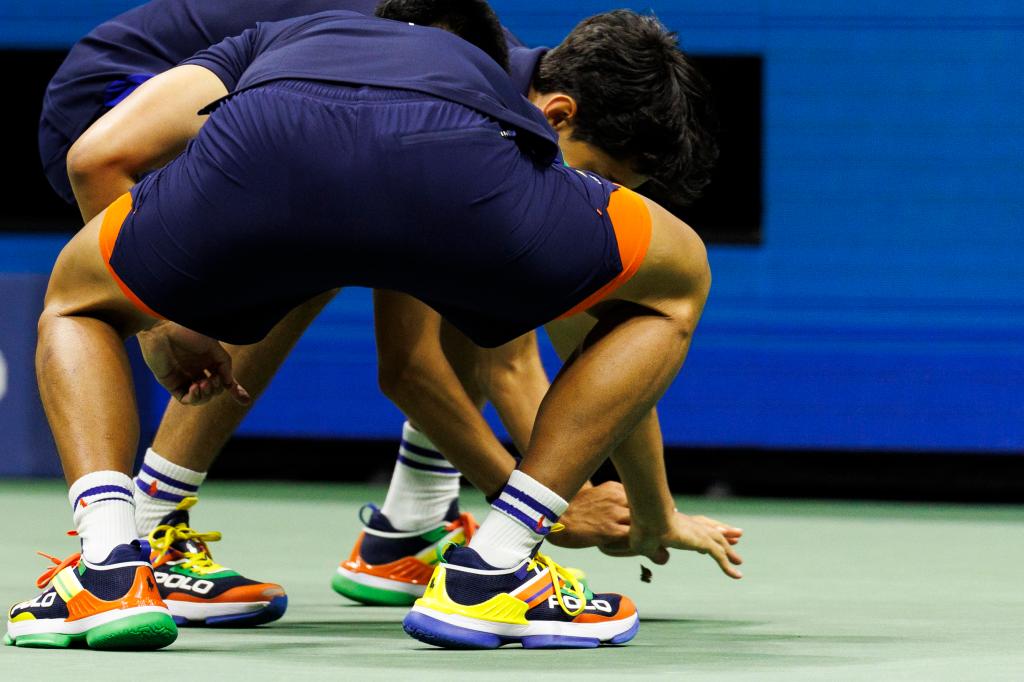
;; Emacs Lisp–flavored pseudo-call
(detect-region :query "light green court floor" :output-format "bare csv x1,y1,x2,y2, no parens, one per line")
1,480,1022,681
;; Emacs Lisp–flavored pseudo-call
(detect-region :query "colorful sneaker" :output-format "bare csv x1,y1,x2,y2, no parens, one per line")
332,502,477,606
5,541,177,650
146,498,287,627
403,546,638,649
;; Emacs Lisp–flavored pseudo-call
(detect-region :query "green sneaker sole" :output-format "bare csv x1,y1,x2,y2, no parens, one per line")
5,612,178,650
331,573,419,606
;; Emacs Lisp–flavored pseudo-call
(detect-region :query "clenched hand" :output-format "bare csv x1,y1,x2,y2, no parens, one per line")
602,511,744,579
138,322,251,406
547,481,631,549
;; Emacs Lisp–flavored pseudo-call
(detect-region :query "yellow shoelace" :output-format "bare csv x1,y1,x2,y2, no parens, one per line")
529,551,587,618
148,524,225,575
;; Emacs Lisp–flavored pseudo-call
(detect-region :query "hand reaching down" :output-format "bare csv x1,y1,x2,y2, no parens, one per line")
547,481,631,549
602,511,744,579
137,322,251,406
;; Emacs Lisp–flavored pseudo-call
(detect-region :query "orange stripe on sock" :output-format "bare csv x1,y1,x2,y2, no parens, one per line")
98,193,163,320
557,186,652,319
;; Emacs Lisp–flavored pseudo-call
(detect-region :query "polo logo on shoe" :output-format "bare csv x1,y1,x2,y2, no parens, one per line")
14,591,57,611
547,595,612,613
155,573,214,595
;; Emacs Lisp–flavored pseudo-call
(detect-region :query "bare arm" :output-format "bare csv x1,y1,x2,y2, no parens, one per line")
67,64,228,221
545,302,743,576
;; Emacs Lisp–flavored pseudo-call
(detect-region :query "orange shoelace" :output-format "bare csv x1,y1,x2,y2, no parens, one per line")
447,512,477,542
35,551,81,589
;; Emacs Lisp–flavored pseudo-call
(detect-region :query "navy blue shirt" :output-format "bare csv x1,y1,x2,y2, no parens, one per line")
43,0,378,142
185,12,559,163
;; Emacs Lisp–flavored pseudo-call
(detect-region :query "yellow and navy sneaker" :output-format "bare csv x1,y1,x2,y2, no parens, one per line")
403,546,638,649
5,541,177,650
332,502,477,606
145,498,287,627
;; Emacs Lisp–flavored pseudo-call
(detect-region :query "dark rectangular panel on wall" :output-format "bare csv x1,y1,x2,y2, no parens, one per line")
0,49,80,232
642,55,763,245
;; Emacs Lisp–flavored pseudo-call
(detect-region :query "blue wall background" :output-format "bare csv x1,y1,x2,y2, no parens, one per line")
1,1,1021,454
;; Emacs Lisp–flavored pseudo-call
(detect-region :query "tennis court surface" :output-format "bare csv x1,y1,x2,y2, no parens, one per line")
2,480,1021,681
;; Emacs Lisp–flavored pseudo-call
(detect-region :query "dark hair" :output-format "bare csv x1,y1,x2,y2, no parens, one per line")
534,10,717,205
375,0,509,72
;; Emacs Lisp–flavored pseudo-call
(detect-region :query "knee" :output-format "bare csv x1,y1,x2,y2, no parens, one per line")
475,338,542,398
65,135,109,191
38,230,150,340
377,345,424,403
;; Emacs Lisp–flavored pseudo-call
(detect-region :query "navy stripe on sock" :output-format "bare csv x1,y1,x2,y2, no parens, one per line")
134,477,186,503
87,496,135,506
140,463,199,492
73,485,132,509
501,485,558,522
492,499,551,536
399,439,446,460
396,454,460,476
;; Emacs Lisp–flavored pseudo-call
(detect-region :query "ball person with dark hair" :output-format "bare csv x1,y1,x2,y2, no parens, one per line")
23,0,737,645
16,8,738,650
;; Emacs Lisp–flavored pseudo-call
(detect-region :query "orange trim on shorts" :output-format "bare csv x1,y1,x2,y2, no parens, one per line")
558,186,653,319
98,192,164,320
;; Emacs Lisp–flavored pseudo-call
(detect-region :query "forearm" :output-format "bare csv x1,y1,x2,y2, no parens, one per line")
152,290,336,470
68,64,227,221
610,408,675,530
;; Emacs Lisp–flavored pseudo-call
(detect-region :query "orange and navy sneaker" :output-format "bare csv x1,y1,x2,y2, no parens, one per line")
403,546,638,649
5,541,177,650
332,502,477,606
145,498,287,627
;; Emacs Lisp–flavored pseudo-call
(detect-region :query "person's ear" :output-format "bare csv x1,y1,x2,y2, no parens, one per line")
539,93,577,131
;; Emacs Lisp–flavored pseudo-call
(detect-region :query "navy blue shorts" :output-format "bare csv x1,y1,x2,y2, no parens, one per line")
103,80,648,347
39,112,81,205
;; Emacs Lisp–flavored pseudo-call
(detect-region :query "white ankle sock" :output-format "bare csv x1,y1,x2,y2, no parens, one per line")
379,422,461,530
69,471,138,563
133,448,206,535
469,470,568,569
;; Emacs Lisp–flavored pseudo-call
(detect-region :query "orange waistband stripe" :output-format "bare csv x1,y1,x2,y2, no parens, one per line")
558,186,653,319
98,192,164,320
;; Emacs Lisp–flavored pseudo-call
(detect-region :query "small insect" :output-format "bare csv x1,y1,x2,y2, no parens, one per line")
640,564,653,583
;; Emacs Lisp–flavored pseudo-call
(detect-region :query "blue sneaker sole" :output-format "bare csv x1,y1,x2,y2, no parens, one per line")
172,595,288,628
403,610,638,649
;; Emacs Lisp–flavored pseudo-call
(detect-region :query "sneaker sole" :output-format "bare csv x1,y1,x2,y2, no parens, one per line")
5,610,177,650
332,569,425,606
403,606,639,650
168,595,288,627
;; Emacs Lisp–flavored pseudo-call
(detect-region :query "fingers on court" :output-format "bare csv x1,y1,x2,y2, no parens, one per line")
703,516,744,537
709,542,743,579
711,529,742,564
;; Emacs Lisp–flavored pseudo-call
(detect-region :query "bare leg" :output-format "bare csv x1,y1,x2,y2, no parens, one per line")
381,294,631,549
374,290,518,496
515,198,741,576
150,289,337,471
38,216,159,484
439,323,549,454
520,303,698,500
519,197,710,500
